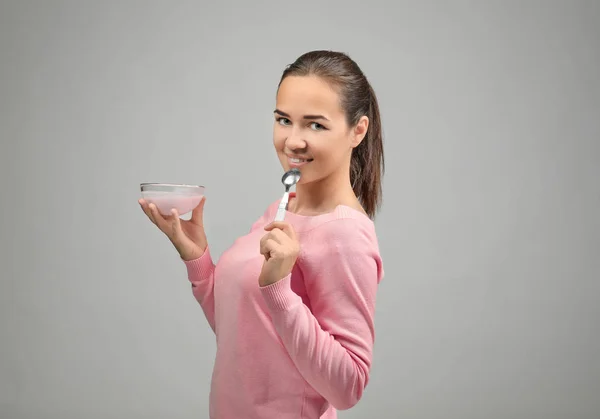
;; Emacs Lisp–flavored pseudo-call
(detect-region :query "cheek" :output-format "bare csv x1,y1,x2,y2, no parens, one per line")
313,141,343,164
311,143,349,173
273,126,286,149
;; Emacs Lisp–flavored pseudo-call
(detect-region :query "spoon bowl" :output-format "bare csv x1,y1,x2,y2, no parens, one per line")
282,168,301,189
274,169,301,221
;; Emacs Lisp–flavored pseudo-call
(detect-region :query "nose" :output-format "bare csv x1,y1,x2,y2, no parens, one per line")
285,131,307,152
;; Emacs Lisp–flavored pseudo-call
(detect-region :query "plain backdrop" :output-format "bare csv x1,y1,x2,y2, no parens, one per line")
1,1,599,418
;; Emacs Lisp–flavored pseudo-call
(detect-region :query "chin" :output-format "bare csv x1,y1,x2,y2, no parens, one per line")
296,172,318,186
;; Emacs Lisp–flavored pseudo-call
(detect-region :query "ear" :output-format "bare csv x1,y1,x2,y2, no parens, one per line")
350,115,369,148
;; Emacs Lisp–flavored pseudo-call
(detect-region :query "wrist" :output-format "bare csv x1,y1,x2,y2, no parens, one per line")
258,272,287,287
180,247,204,262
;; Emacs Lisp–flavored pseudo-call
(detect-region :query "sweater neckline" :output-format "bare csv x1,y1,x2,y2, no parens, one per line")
279,192,372,224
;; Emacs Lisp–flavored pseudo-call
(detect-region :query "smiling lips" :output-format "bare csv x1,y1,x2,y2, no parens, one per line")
287,155,313,167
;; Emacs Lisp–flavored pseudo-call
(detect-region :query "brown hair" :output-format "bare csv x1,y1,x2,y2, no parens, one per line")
277,50,384,219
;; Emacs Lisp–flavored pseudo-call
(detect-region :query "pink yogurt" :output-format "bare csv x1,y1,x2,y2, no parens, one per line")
142,192,203,216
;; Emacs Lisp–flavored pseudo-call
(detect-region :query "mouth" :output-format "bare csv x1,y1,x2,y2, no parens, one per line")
287,156,313,167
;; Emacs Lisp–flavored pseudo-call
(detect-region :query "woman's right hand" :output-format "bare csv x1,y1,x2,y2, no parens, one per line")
139,196,208,261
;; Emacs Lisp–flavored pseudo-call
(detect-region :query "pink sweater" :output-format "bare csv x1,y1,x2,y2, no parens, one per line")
183,194,384,418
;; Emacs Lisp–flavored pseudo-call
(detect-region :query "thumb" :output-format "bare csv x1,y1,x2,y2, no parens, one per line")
190,195,206,224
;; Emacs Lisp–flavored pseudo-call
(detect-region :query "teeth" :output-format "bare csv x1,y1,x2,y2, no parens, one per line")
291,158,306,163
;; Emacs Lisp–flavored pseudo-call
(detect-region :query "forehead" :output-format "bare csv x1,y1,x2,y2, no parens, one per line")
276,75,343,116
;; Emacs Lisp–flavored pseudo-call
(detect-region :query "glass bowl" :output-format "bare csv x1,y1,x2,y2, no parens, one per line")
140,183,205,216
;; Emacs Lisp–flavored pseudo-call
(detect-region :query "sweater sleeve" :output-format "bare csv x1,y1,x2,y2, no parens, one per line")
259,218,383,410
183,246,217,332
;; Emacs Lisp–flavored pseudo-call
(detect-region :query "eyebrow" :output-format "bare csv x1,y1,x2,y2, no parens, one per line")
274,109,330,121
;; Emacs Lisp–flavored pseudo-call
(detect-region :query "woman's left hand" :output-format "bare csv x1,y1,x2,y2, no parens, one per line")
258,221,300,287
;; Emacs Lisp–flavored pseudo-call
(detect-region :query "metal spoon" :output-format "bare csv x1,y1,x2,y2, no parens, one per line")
274,168,301,221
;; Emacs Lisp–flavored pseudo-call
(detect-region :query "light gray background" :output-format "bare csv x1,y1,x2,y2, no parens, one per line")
1,1,599,418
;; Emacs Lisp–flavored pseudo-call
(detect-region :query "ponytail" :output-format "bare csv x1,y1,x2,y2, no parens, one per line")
350,84,384,218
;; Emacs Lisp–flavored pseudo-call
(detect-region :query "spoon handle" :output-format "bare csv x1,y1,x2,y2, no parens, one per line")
274,191,289,221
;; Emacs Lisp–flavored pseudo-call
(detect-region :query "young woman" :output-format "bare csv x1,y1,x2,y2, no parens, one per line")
139,50,385,419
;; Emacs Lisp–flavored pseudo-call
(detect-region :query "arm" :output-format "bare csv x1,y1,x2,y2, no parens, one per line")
183,247,217,332
259,220,383,410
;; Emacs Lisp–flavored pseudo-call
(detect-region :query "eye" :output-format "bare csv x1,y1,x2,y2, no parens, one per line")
276,117,291,126
310,122,326,131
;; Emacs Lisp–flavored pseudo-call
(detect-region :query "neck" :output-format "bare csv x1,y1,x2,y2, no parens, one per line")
290,165,356,215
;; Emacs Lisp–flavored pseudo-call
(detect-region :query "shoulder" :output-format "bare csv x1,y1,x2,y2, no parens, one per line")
298,210,384,282
301,206,377,243
307,213,376,244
